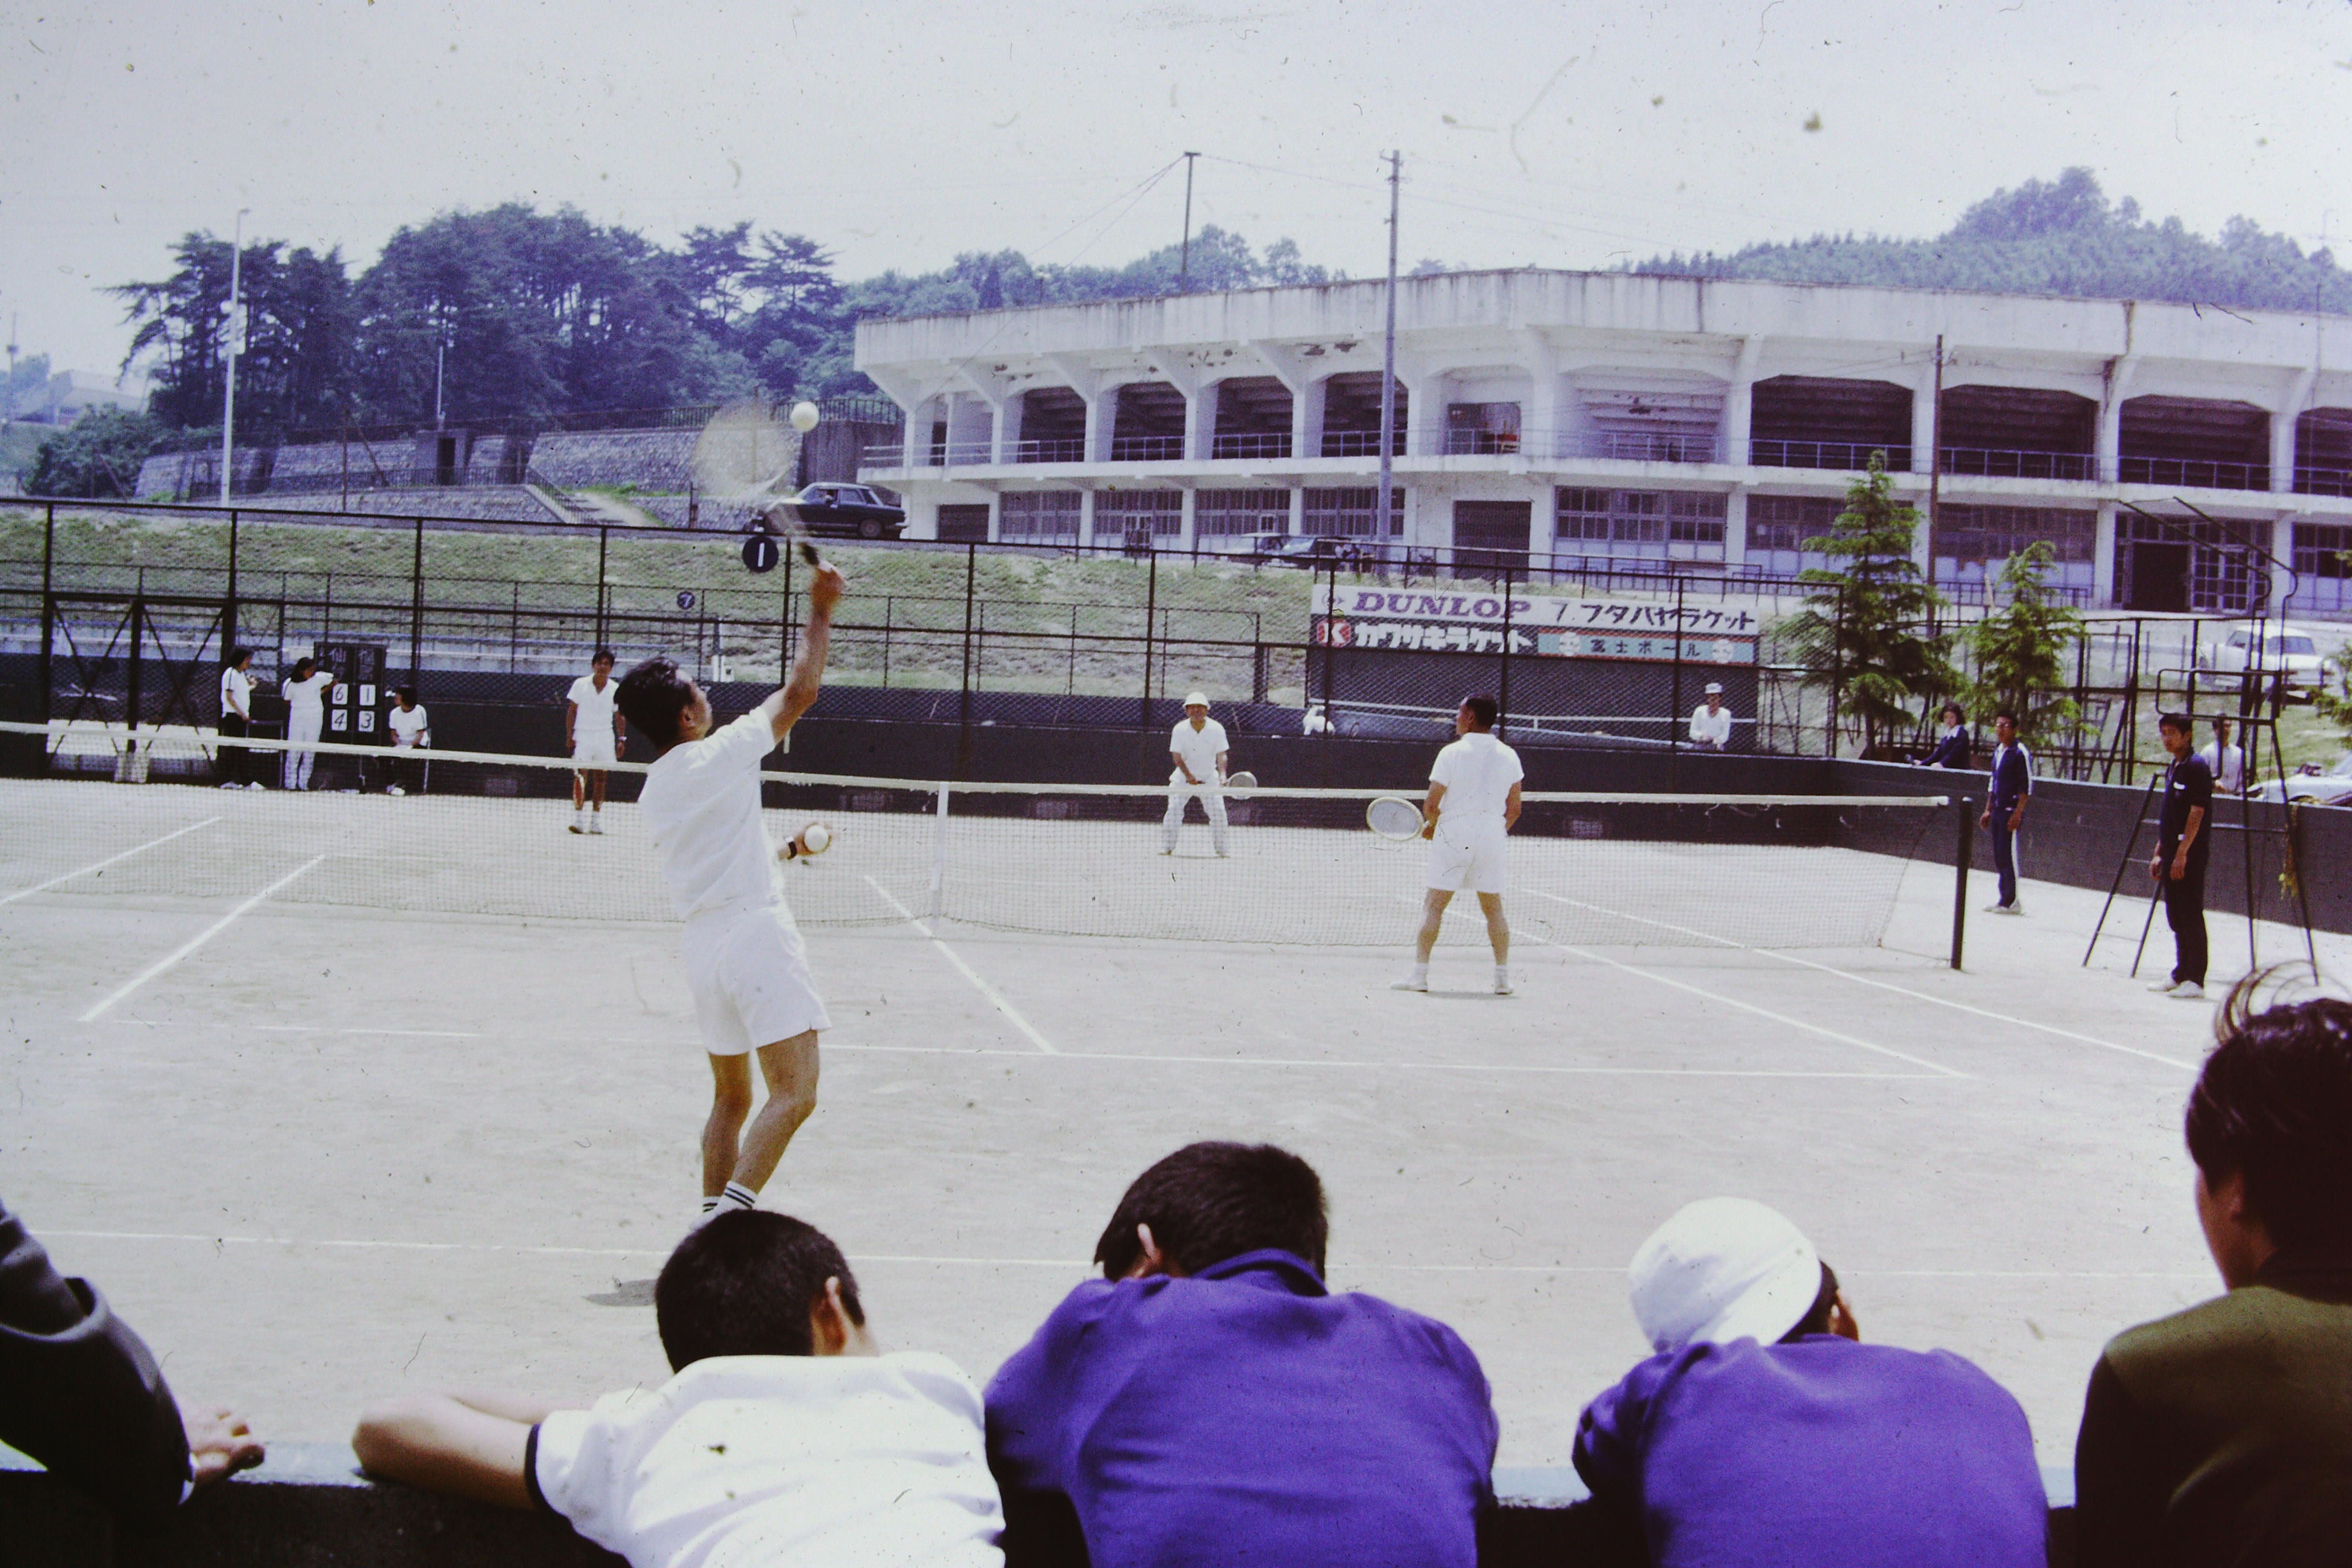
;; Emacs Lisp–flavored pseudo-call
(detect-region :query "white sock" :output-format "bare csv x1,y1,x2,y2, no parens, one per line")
716,1181,757,1214
1411,962,1429,979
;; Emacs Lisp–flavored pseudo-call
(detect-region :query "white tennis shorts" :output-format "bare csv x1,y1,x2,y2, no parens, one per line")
680,903,832,1056
573,733,617,766
1427,817,1510,895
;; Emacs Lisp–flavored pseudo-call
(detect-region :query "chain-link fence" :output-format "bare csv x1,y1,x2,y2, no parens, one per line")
4,496,2345,785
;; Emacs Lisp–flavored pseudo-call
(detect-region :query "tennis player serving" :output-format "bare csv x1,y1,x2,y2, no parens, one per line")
1395,695,1523,996
617,561,845,1229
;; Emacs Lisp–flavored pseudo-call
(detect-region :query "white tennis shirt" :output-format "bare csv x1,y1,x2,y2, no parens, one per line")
531,1352,1004,1568
1688,702,1733,748
283,671,333,723
568,674,620,737
219,667,252,720
388,704,429,747
1168,717,1229,782
1430,731,1523,823
639,710,784,919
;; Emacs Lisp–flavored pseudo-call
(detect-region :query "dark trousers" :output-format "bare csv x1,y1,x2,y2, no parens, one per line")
1990,809,2020,906
2162,855,2209,986
217,713,248,786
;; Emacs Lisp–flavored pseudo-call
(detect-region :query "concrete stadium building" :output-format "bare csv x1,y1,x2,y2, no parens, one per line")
854,270,2352,618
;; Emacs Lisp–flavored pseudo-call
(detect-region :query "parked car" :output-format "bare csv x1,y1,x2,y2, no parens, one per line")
786,483,906,540
1253,534,1378,570
2256,753,2352,807
2192,622,2339,700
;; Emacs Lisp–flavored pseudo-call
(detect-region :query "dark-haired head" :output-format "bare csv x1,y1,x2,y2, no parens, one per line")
593,647,617,669
1460,695,1499,731
1993,707,2018,728
2159,712,2193,740
292,657,316,680
2185,971,2352,1258
1940,702,1965,727
396,686,416,705
1094,1141,1328,1278
1779,1262,1843,1341
618,657,696,749
654,1210,864,1371
226,646,253,670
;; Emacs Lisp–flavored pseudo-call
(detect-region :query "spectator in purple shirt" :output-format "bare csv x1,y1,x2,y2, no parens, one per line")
985,1141,1498,1568
1574,1198,2046,1568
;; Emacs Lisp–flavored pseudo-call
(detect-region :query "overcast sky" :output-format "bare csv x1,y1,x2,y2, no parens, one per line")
4,0,2348,382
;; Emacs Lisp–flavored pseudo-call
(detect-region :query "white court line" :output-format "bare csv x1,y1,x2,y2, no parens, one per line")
32,1230,2211,1281
1526,889,2199,1071
77,856,328,1022
252,1025,482,1039
0,816,222,906
862,875,1058,1054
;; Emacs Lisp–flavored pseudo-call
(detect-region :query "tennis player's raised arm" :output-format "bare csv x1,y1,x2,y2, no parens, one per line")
763,561,847,743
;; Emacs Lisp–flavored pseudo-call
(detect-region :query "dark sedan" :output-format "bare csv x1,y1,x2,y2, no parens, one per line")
1252,534,1378,569
787,483,906,540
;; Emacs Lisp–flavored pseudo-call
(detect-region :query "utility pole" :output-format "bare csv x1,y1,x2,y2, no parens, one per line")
219,208,250,506
1375,151,1402,548
1179,152,1200,284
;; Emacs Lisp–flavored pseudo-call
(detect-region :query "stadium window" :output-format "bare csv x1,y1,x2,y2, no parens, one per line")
1000,491,1082,544
1304,487,1405,537
1196,488,1293,538
1555,488,1726,559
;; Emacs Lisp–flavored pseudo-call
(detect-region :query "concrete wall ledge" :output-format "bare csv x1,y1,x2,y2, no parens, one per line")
3,1443,2077,1566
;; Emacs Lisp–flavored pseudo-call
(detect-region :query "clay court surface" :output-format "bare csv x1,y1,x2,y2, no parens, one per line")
4,779,2344,1471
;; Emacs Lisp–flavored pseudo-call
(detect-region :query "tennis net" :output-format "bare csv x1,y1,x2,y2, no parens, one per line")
0,722,1950,949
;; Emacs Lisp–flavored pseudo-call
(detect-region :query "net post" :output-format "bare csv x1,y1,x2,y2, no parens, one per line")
930,782,950,920
1950,793,1974,970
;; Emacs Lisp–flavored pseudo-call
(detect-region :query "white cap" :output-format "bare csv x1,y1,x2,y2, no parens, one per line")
1184,691,1210,707
1704,682,1724,695
1627,1198,1821,1355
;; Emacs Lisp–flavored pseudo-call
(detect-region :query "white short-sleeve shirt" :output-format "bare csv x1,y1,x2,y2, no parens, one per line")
2199,740,2245,794
283,670,333,722
568,674,621,736
1168,718,1229,782
639,711,783,918
388,704,429,747
1689,702,1733,748
1430,731,1523,823
219,667,253,720
531,1353,1004,1568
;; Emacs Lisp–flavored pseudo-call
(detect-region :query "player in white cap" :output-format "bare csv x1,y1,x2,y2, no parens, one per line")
1688,682,1733,751
1163,691,1231,856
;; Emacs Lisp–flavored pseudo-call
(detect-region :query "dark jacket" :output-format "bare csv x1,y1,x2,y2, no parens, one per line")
1919,726,1972,770
0,1195,190,1526
2075,1245,2352,1566
1989,742,2033,812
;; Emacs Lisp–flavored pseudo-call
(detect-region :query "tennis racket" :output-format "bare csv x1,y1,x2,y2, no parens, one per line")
692,402,819,566
1365,795,1426,841
1223,770,1257,799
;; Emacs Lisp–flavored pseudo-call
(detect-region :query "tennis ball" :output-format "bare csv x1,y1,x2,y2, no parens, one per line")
789,401,820,432
801,822,832,854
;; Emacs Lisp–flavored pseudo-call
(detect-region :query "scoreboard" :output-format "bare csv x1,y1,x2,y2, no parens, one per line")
317,642,390,788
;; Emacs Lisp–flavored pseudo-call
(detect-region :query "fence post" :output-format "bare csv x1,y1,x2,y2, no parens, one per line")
1498,558,1514,734
36,504,54,729
594,524,610,647
226,508,240,657
408,513,425,684
1140,548,1158,727
1317,561,1336,732
1951,794,1974,970
1826,585,1845,758
126,596,144,742
1670,578,1685,753
956,544,976,775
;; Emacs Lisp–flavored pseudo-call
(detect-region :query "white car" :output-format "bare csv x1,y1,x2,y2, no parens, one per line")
2256,753,2352,807
2193,623,2340,700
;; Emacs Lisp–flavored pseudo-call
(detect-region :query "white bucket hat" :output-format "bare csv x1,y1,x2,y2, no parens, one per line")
1184,691,1210,707
1627,1198,1821,1355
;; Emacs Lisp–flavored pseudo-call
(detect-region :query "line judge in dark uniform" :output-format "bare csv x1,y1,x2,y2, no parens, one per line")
1979,709,2032,915
2149,712,2212,1001
1,1194,263,1525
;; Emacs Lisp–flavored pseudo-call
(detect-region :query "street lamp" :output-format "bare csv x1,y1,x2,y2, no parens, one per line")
219,207,250,506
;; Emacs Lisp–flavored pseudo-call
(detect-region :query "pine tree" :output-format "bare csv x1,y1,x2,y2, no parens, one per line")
1785,454,1955,754
1965,542,2087,752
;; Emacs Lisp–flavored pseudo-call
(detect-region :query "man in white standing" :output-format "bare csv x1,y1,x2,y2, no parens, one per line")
617,564,843,1225
386,687,429,796
566,648,626,835
2199,716,2246,796
1162,691,1231,857
280,655,335,791
1397,695,1523,997
1688,682,1734,751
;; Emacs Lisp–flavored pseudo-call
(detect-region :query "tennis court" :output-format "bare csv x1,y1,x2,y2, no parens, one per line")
3,768,2342,1474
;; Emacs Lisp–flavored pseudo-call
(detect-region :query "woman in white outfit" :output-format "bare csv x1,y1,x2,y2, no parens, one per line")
280,656,336,790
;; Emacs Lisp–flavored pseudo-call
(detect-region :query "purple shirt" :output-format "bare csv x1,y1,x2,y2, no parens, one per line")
1576,1336,2047,1568
985,1249,1498,1568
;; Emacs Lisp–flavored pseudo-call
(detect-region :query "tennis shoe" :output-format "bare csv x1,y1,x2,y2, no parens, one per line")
589,816,604,836
569,822,585,835
1391,972,1429,993
2169,981,2207,1001
1493,969,1514,996
2148,978,2189,994
386,785,405,797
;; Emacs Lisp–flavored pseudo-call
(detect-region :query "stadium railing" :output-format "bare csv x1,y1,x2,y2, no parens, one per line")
0,1441,2083,1567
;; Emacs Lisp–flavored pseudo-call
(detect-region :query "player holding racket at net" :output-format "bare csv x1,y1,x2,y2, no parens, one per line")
1162,691,1233,857
617,561,845,1229
1395,695,1522,996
